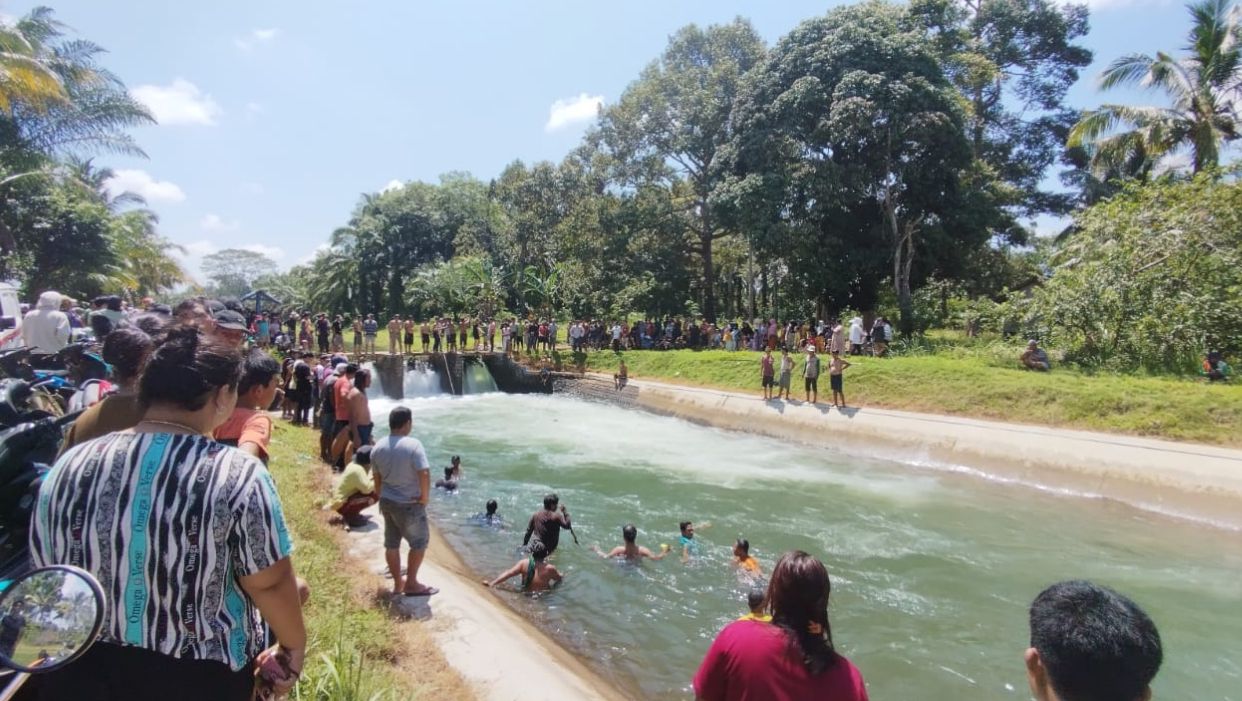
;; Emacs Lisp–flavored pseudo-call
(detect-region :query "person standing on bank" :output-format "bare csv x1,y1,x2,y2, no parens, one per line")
802,346,821,404
31,326,306,700
371,406,438,597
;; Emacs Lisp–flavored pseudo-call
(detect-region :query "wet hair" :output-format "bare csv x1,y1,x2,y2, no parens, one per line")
543,493,559,510
486,499,497,515
747,587,766,613
530,541,548,562
444,467,454,480
767,550,838,675
451,455,461,464
679,521,692,534
354,445,372,466
1029,580,1162,701
353,369,369,389
238,349,281,395
139,325,242,410
388,406,412,431
101,326,153,385
622,524,637,543
735,538,750,555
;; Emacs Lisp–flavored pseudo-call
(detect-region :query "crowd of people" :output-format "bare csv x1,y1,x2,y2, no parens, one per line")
4,289,1176,701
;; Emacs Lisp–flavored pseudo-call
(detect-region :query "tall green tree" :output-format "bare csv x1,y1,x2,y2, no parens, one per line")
598,18,766,322
201,248,279,299
1069,0,1242,175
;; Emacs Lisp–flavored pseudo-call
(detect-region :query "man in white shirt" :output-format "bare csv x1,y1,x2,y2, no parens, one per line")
21,291,70,353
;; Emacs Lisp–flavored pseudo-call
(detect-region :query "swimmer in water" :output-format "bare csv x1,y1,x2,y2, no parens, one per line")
736,586,771,622
732,538,763,576
434,466,458,491
592,524,671,562
449,455,463,479
679,520,712,563
471,499,504,527
481,541,562,592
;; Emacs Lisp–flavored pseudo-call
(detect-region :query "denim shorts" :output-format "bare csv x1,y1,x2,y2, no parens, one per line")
380,500,429,550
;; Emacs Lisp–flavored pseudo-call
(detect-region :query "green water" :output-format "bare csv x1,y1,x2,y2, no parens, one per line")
374,392,1242,700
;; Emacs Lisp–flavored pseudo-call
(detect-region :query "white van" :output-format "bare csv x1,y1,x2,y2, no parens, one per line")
0,282,23,349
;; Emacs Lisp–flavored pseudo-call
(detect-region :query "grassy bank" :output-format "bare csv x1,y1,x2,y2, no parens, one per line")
573,347,1242,447
267,422,473,701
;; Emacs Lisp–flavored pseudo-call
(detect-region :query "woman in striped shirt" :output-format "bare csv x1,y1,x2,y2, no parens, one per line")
31,325,306,700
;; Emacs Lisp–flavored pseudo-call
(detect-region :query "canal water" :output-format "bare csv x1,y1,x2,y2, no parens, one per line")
369,391,1242,700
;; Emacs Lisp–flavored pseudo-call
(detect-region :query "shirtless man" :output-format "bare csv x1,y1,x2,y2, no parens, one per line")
523,494,573,556
335,368,373,466
593,524,671,562
481,541,562,592
387,316,401,355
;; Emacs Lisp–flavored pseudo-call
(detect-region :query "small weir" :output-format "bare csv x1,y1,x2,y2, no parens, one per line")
364,353,501,399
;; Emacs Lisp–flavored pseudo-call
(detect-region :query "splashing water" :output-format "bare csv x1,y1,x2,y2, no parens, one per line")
365,393,1242,701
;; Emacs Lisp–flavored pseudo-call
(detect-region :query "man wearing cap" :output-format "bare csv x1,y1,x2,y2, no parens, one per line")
213,309,249,347
802,345,821,403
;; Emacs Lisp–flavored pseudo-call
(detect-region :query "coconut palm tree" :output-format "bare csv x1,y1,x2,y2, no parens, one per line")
1068,0,1242,175
0,9,66,115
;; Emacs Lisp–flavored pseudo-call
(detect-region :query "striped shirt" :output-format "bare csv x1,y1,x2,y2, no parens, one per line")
31,432,292,671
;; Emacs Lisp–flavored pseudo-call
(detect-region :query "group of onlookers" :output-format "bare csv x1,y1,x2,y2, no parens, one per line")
566,316,894,356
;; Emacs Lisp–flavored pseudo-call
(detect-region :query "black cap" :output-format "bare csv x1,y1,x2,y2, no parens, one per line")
214,309,248,331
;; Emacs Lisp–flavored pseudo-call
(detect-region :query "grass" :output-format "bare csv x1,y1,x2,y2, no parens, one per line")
572,342,1242,447
267,422,474,701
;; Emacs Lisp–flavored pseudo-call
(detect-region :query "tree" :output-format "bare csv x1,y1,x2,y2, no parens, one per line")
912,0,1092,222
1031,175,1242,369
718,2,984,333
106,208,186,296
0,8,67,115
201,248,279,299
598,18,766,321
1069,0,1242,175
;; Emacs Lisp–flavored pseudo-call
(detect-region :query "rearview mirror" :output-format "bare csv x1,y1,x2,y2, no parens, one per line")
0,565,105,673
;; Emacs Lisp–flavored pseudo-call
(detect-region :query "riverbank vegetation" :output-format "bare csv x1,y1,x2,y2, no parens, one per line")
575,340,1242,447
267,423,473,700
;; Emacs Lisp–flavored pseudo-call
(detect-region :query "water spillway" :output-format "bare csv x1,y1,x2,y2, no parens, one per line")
462,360,499,394
367,393,1242,700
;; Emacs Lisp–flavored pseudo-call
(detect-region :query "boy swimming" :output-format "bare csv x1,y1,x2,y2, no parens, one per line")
593,524,671,562
732,538,763,576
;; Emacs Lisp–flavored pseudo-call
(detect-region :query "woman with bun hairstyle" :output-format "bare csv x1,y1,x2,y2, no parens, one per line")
31,325,306,700
693,550,868,701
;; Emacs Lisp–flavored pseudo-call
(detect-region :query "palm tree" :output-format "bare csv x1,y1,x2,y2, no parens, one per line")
106,209,187,295
64,156,145,209
0,9,66,114
1069,0,1242,175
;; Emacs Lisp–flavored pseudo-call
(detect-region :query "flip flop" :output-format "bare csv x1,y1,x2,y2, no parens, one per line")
402,586,439,597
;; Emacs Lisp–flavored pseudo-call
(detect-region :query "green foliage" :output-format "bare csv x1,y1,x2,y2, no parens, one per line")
1032,175,1242,370
201,248,280,300
1069,0,1242,175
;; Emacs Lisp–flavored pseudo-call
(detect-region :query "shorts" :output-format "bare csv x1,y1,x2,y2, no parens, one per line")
805,376,818,392
830,374,843,392
779,371,791,390
421,333,430,345
404,333,414,344
357,422,374,445
365,334,377,343
381,500,429,550
353,333,362,346
320,411,335,436
762,375,774,388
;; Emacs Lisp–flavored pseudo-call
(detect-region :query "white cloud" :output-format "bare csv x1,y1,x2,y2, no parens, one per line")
105,169,186,203
131,79,221,126
235,27,281,51
545,93,604,132
241,243,285,260
296,243,330,267
200,214,239,232
380,179,404,193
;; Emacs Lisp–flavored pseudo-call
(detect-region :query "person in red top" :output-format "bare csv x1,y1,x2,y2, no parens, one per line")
213,349,280,464
693,550,868,701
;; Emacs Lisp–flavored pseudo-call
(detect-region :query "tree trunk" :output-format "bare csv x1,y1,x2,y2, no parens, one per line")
884,190,920,337
700,203,716,322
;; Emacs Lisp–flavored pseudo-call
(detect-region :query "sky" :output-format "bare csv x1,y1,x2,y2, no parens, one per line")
6,0,1196,282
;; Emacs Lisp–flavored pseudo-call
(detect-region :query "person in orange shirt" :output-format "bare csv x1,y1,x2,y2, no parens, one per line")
213,349,281,464
733,538,763,577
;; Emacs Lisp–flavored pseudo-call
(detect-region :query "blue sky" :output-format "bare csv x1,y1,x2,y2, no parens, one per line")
7,0,1195,281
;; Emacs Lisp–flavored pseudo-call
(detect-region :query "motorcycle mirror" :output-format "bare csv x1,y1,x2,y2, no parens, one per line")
0,565,105,673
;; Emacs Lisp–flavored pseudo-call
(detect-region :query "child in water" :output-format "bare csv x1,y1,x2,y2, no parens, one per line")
593,524,672,562
471,499,504,528
732,538,763,576
679,520,712,563
736,586,771,622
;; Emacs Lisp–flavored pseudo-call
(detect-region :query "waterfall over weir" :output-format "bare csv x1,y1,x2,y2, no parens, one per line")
463,361,499,394
363,354,499,398
404,366,444,397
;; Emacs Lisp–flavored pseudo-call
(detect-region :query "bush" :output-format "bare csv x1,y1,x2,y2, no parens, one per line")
1032,175,1242,372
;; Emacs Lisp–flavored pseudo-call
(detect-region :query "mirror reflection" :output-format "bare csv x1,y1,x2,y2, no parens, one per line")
0,568,101,671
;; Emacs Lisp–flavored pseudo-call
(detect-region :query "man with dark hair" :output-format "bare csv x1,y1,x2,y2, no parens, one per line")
481,541,562,592
592,524,670,562
213,349,281,463
319,362,344,462
371,406,436,596
1026,580,1163,701
332,445,378,528
522,493,573,556
329,363,358,470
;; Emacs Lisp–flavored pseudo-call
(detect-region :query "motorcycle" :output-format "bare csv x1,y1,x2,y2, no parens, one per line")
0,565,106,700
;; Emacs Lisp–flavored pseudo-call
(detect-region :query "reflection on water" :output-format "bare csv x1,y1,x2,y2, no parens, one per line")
371,393,1242,700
